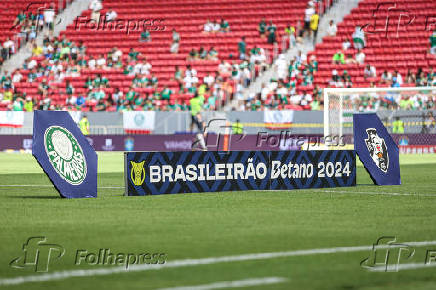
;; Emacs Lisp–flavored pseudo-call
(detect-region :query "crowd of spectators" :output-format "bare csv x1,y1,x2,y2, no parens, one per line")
0,4,56,68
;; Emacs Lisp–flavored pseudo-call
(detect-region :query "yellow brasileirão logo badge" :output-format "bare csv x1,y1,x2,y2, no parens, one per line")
130,161,145,186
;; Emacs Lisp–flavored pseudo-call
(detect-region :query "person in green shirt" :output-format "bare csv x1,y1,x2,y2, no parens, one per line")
84,77,93,89
332,50,345,64
399,96,413,110
267,21,277,44
132,75,142,88
150,74,158,88
14,11,26,27
430,31,436,55
134,95,144,106
199,47,208,59
258,18,266,37
64,81,73,96
12,96,24,111
220,18,230,32
160,86,172,100
79,115,90,135
310,97,320,110
143,99,155,110
190,92,207,150
128,48,139,61
232,119,243,134
238,37,246,60
24,97,33,112
140,29,151,42
125,87,137,102
392,117,404,134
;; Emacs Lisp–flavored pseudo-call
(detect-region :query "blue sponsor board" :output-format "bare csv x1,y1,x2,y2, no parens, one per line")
125,150,355,196
353,113,401,185
32,111,98,198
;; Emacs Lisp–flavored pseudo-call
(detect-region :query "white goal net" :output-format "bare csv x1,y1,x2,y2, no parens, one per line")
324,86,436,148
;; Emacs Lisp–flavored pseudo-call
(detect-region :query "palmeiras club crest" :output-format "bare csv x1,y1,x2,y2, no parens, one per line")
365,128,389,173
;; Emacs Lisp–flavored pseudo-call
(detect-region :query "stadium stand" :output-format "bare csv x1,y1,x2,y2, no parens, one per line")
0,0,70,64
1,0,317,111
1,0,435,112
252,0,436,111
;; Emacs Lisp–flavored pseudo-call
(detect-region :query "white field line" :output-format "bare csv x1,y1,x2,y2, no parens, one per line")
156,277,288,290
1,240,436,287
368,262,436,272
322,190,436,197
0,185,123,189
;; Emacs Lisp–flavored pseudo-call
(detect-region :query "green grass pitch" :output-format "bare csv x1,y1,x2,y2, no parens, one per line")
0,152,436,289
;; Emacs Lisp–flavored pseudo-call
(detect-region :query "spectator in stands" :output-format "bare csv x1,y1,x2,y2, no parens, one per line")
277,54,288,80
89,0,103,24
342,39,351,51
203,73,214,87
203,20,213,33
43,4,56,36
13,10,27,28
96,54,106,69
12,71,23,83
208,47,218,60
32,43,43,56
430,30,436,55
284,24,296,48
394,70,403,86
391,76,401,88
310,9,319,43
416,70,427,86
405,69,416,84
345,53,357,65
343,70,352,87
364,64,376,79
128,48,139,61
187,48,198,60
238,37,247,60
3,38,15,59
170,29,180,53
327,20,337,36
427,67,435,84
105,9,117,22
332,50,345,64
303,2,315,38
160,86,172,101
211,20,220,33
355,49,365,64
38,80,49,96
140,29,151,42
352,26,365,49
220,19,230,32
380,70,392,84
258,18,267,37
267,21,277,44
199,47,208,59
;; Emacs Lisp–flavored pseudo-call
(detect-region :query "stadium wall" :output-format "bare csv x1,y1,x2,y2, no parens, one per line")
0,111,434,135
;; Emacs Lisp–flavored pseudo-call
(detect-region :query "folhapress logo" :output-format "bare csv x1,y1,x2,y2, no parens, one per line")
10,237,65,272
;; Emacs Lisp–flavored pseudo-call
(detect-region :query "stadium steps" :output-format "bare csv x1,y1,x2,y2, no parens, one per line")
0,0,92,75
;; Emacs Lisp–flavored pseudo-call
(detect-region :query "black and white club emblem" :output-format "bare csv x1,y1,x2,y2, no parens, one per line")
365,128,389,173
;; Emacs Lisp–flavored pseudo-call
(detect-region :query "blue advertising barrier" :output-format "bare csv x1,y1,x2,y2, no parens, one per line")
353,113,401,185
125,150,356,196
32,111,98,198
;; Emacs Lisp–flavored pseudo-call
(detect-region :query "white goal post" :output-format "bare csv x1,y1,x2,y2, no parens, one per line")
323,86,436,145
